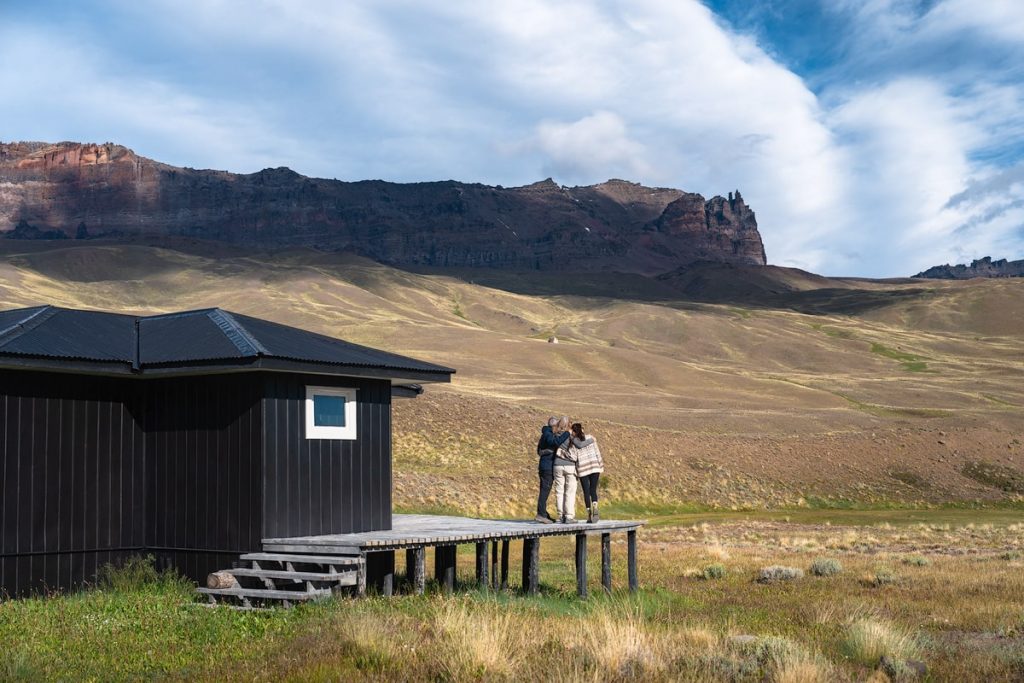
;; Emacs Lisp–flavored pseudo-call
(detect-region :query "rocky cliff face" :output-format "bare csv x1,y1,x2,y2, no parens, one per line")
915,257,1024,279
0,141,767,274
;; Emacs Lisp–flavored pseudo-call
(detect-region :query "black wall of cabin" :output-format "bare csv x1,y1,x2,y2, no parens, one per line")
1,369,394,597
0,370,146,597
142,373,264,586
261,374,392,538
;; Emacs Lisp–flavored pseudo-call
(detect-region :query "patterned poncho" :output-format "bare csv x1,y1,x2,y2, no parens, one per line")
571,436,604,477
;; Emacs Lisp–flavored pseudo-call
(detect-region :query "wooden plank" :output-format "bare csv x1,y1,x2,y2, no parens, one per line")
259,543,363,555
198,586,331,600
627,530,638,593
601,533,612,594
575,534,588,599
228,568,358,585
241,552,363,565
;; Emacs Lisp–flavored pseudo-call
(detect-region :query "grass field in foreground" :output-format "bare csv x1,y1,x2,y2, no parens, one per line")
2,510,1022,682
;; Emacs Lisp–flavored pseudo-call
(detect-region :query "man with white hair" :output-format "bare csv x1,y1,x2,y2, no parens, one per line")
535,416,570,523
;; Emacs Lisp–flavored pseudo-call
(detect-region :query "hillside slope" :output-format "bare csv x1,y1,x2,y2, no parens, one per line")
0,239,1021,513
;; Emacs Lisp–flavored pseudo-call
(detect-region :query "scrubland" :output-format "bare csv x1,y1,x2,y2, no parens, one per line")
2,514,1022,681
0,240,1022,680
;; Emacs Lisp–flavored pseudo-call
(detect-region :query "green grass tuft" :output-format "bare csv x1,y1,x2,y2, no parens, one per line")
701,564,727,580
809,558,843,576
870,342,933,372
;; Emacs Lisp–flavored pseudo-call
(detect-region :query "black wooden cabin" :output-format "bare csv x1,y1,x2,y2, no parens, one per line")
0,305,453,597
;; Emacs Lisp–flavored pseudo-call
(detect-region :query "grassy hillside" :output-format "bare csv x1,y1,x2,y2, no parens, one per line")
0,239,1021,512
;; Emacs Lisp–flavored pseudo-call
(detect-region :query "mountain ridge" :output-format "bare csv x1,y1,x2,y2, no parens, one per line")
0,141,766,275
915,256,1024,279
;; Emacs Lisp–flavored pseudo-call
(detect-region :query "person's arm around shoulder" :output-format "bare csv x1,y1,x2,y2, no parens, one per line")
571,435,595,448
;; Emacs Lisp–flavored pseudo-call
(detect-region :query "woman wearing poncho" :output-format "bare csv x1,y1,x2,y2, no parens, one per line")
570,422,605,523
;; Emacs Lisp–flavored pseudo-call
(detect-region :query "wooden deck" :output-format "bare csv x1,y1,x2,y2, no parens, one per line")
263,514,644,553
262,514,646,598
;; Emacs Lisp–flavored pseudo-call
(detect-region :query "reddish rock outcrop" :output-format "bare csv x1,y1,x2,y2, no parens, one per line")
0,141,767,274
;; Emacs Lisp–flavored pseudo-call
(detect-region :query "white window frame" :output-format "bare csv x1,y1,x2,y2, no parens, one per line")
305,386,358,440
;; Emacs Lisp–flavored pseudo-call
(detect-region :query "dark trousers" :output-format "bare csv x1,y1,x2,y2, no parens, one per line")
580,473,601,507
537,468,554,516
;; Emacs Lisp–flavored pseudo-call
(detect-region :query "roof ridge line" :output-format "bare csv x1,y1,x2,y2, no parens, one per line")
142,308,219,321
0,306,58,349
207,309,269,356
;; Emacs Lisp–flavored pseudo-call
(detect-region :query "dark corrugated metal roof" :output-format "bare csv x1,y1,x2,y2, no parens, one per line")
140,311,249,363
0,308,135,362
0,305,454,381
228,312,450,373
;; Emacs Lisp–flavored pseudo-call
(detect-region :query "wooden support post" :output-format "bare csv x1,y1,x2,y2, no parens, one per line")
490,541,499,590
406,548,417,590
475,542,488,589
521,537,540,595
575,533,588,599
500,539,510,591
435,545,457,593
366,550,395,597
414,547,426,595
627,529,638,593
601,533,612,594
356,556,367,597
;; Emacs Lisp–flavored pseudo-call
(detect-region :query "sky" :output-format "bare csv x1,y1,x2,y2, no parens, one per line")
1,0,1022,276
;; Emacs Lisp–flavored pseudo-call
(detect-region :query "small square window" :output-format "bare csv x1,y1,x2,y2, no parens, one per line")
313,395,346,427
305,386,357,439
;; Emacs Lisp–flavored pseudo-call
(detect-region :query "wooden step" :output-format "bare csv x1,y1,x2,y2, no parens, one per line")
228,567,358,585
198,586,332,601
241,552,364,566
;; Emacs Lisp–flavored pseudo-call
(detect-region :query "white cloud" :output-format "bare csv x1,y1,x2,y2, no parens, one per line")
0,0,1021,275
527,111,650,182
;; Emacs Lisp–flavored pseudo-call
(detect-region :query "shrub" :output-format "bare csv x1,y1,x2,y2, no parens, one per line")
809,558,843,577
96,555,162,591
842,618,921,666
902,556,930,567
861,569,898,587
758,566,804,583
998,551,1022,561
702,563,727,580
731,636,835,683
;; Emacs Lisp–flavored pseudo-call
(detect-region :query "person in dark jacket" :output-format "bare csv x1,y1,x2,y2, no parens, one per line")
536,416,570,523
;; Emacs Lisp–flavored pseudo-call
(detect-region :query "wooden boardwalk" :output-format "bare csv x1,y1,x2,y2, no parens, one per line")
263,514,645,598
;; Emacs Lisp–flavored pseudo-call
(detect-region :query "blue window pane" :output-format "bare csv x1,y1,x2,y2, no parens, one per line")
313,395,346,427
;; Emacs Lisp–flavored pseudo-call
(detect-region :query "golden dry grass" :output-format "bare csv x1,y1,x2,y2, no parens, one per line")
5,515,1023,681
0,239,1021,511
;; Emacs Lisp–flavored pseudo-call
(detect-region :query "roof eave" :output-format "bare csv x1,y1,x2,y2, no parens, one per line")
138,356,454,383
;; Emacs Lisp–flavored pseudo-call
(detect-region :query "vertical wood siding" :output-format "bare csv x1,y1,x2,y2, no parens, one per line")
143,374,263,583
261,375,391,538
1,368,394,597
0,370,145,597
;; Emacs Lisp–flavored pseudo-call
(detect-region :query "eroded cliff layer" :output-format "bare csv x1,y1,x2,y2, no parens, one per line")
0,141,767,274
915,257,1024,279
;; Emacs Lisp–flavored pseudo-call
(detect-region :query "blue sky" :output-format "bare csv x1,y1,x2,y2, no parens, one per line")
2,0,1022,276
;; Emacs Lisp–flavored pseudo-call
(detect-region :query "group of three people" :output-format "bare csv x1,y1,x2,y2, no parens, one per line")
535,416,605,524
